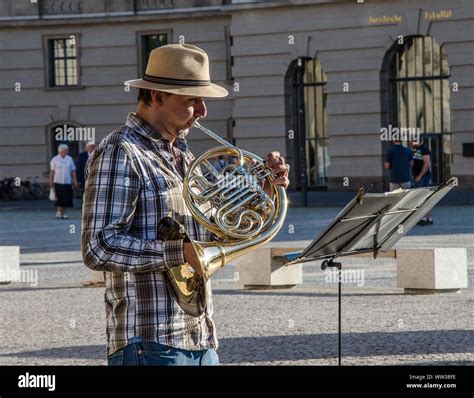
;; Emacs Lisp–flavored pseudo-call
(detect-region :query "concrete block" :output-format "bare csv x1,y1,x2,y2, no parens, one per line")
0,246,20,284
397,248,468,293
235,246,303,289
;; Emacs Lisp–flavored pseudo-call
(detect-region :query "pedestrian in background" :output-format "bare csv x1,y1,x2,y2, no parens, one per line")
411,140,433,225
384,140,413,191
49,144,78,219
76,141,96,196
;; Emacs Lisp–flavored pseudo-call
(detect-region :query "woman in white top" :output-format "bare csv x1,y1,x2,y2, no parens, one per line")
49,144,79,219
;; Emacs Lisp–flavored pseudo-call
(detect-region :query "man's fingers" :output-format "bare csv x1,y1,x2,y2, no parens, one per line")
269,164,290,177
265,156,285,168
271,176,290,188
257,152,291,189
266,151,281,161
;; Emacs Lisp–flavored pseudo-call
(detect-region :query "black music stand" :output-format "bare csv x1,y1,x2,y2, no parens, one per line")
285,177,457,366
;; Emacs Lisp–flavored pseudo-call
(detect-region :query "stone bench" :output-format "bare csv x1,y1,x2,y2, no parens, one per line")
234,245,303,290
0,246,20,285
234,243,468,293
397,248,468,294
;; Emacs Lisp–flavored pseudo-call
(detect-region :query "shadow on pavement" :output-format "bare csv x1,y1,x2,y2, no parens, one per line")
218,330,474,364
1,330,471,364
0,345,105,360
213,289,405,298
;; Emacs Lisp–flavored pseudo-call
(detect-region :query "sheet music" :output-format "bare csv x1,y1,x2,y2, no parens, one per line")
287,178,456,264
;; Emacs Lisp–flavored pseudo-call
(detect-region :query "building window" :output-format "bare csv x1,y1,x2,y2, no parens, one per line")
387,36,451,185
286,57,329,191
47,37,79,87
140,33,168,75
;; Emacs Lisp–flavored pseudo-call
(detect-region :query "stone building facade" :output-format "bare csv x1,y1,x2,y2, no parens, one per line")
0,0,472,196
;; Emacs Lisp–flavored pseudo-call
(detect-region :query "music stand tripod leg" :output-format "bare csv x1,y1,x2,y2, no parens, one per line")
321,258,343,366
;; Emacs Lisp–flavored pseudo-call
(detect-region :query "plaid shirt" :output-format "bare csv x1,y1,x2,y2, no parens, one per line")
81,113,217,356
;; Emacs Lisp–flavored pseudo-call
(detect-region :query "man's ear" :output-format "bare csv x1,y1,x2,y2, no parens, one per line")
151,91,166,106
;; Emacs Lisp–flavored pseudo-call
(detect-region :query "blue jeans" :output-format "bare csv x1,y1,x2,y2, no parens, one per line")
107,337,219,366
414,174,431,188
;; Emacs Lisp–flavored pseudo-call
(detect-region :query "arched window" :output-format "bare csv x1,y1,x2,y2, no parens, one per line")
285,57,329,193
384,36,451,185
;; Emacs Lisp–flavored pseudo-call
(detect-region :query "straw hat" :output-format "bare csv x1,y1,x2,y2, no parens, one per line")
126,43,228,98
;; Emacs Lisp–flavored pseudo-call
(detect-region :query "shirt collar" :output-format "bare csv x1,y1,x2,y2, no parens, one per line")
125,112,189,154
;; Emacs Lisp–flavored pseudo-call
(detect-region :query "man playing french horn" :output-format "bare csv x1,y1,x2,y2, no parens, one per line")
81,44,290,366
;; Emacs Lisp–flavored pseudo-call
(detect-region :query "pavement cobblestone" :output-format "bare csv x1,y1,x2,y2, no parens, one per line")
0,203,472,365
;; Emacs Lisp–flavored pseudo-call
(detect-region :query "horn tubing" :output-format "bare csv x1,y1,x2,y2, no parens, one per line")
194,122,264,163
193,121,234,148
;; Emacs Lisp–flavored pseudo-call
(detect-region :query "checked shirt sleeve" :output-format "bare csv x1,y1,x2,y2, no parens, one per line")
81,143,185,273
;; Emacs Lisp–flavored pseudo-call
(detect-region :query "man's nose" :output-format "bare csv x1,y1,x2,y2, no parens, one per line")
195,99,207,118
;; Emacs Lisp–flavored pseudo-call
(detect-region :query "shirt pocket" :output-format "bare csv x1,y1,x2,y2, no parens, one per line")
141,164,177,212
144,171,171,192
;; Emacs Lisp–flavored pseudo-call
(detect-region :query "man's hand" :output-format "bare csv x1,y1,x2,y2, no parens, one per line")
415,175,422,183
183,242,205,276
264,151,290,189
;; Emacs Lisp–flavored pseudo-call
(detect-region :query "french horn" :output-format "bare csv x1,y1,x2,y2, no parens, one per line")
165,121,288,317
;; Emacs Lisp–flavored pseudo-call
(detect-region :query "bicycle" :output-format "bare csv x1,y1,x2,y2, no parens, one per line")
0,177,18,200
23,176,44,200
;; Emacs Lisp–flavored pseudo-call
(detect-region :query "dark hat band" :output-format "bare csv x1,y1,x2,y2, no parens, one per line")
144,74,211,86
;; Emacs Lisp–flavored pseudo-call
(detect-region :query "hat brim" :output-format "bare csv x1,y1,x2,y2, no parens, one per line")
126,79,228,98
